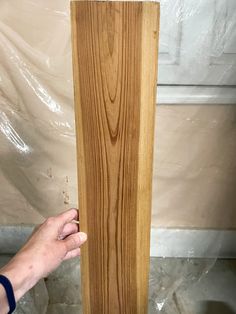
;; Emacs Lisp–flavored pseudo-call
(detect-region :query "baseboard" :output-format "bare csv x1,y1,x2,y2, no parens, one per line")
157,86,236,104
151,228,236,258
0,225,235,258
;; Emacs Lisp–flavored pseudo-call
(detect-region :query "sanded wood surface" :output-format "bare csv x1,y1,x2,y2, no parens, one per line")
71,1,159,313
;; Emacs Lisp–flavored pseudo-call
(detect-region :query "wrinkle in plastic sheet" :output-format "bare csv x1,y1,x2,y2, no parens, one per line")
0,0,234,312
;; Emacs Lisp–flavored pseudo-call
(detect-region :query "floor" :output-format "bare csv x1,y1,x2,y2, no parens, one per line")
149,258,236,314
0,256,236,314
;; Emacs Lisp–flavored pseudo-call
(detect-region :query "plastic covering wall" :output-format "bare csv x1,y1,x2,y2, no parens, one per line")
1,1,236,313
0,0,76,224
0,0,236,230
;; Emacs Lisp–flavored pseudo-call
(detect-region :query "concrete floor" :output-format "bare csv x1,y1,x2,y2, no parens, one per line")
149,258,236,314
0,256,235,314
177,260,236,314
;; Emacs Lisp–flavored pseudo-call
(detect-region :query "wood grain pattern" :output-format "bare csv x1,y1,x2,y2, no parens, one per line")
71,2,159,313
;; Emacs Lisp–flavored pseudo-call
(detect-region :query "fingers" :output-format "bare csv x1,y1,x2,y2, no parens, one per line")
63,248,81,261
62,230,87,261
58,223,78,240
55,208,78,227
64,232,87,252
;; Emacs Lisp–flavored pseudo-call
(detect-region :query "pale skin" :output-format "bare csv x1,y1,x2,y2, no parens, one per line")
0,208,87,314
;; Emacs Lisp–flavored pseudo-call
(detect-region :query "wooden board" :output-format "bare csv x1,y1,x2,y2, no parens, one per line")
71,2,159,313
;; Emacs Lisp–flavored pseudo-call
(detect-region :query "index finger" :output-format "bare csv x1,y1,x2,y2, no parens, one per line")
55,208,78,227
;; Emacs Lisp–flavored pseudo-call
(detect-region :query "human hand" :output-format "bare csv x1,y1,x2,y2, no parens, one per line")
0,208,87,302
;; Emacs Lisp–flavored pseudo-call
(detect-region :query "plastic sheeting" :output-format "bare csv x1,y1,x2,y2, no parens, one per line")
0,0,76,223
1,0,236,227
0,0,235,313
153,104,236,229
0,255,221,314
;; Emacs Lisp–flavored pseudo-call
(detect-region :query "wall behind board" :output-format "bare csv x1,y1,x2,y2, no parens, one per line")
0,0,236,230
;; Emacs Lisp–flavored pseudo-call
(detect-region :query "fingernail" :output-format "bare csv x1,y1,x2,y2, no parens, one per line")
79,232,87,242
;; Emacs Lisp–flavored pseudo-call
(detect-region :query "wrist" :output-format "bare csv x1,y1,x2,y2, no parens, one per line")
0,253,40,302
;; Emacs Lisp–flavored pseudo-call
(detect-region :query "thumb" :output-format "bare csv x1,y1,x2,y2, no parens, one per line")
63,232,87,252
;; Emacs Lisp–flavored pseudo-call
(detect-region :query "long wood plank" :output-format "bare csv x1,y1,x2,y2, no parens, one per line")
71,2,159,313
